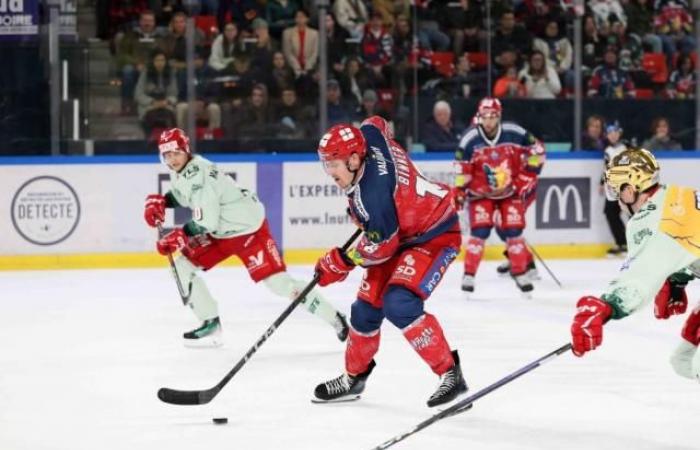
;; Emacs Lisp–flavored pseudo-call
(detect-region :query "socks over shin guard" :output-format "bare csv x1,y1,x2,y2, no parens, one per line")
263,272,340,326
463,237,485,275
345,328,381,376
187,276,220,321
402,313,454,375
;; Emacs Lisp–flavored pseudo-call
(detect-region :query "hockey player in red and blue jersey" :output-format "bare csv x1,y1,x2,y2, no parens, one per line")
312,117,468,407
454,98,545,294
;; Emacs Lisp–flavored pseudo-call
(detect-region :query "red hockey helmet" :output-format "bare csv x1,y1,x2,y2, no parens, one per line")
317,124,367,162
476,97,502,120
158,128,191,157
361,115,394,140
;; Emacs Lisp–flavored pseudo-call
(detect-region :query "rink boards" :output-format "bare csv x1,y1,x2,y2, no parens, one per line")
1,152,698,270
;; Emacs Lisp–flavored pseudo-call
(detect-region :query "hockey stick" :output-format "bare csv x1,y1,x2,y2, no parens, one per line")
157,228,363,405
525,240,563,288
371,343,573,450
157,223,191,305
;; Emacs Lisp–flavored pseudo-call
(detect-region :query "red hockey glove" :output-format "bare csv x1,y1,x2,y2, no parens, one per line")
156,228,188,255
571,296,613,357
681,303,700,346
452,187,467,210
144,194,166,227
315,248,355,287
654,279,688,319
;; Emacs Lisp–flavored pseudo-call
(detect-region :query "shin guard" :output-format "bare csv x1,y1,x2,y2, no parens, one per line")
463,237,485,275
345,327,381,376
506,237,533,276
402,313,454,375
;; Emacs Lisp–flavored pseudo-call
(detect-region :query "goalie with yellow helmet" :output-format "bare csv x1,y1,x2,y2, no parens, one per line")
570,148,700,383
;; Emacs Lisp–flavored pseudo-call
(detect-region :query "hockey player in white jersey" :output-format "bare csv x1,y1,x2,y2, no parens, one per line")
570,148,700,383
144,128,349,347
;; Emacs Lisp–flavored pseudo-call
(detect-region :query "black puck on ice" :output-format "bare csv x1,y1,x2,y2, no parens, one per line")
212,417,228,425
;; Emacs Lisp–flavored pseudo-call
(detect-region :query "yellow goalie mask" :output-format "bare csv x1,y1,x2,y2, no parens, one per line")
604,148,660,201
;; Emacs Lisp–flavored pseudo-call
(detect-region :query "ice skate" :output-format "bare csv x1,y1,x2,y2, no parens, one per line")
526,261,541,281
183,317,223,348
312,361,376,403
606,244,627,258
333,312,349,342
427,351,468,407
461,274,475,293
512,272,534,298
496,261,511,276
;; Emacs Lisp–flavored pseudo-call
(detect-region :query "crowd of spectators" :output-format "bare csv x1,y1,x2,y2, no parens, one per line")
98,0,697,145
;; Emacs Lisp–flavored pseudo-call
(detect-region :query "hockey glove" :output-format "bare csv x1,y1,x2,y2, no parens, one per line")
156,228,188,255
654,279,688,319
315,248,355,287
144,194,166,227
681,303,700,346
571,296,613,357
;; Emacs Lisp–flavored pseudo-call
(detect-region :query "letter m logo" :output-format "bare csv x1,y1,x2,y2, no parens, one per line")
536,177,590,229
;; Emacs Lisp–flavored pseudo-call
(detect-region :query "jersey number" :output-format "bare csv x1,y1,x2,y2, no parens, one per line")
416,177,448,199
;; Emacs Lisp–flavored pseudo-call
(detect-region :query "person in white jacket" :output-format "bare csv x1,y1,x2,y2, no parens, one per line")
518,50,561,99
332,0,368,39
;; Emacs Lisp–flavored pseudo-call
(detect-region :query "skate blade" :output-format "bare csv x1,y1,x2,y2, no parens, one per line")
183,337,224,348
433,387,470,410
311,394,361,404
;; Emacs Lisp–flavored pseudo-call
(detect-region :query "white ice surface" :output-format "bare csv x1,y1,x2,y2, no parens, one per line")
0,259,698,450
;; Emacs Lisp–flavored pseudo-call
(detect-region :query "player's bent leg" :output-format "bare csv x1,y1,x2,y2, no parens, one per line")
692,347,700,382
384,286,468,407
313,300,383,403
463,229,489,293
174,256,223,348
670,340,697,380
504,234,534,293
262,272,349,341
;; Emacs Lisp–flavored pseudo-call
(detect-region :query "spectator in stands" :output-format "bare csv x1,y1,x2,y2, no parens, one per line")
361,12,394,87
587,47,635,98
642,117,682,151
353,89,391,123
624,0,663,53
116,10,164,115
533,19,573,88
666,53,696,99
440,54,487,100
175,50,222,135
208,22,242,75
372,0,410,29
521,0,562,38
654,0,696,64
607,19,642,72
151,0,185,28
135,49,178,136
492,10,532,66
160,12,204,72
589,0,627,29
282,9,319,80
493,66,527,98
580,114,607,151
325,79,353,126
414,0,450,51
582,15,606,74
228,83,273,139
325,13,351,79
269,51,296,98
494,47,519,78
266,0,300,40
273,87,314,138
248,18,279,88
333,0,369,39
518,50,561,99
441,0,485,56
339,56,375,108
421,100,462,151
217,0,264,34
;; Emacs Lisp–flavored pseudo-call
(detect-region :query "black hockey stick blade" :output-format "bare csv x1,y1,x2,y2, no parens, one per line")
371,343,572,450
158,228,363,406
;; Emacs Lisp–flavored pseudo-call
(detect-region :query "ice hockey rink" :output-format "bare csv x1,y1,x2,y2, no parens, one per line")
1,259,698,450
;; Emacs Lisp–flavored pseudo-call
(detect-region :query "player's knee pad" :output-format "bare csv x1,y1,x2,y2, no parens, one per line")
470,226,491,240
497,227,523,239
174,255,198,282
261,271,295,298
383,286,424,329
669,340,697,379
350,299,384,333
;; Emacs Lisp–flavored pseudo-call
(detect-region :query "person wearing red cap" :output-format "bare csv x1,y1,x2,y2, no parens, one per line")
143,128,349,347
311,118,467,408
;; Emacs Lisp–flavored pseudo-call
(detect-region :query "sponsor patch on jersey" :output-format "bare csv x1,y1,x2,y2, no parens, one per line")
183,164,200,179
633,228,653,245
352,191,370,221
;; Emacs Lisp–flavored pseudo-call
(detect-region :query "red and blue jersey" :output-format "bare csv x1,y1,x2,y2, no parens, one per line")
455,121,545,200
347,123,458,267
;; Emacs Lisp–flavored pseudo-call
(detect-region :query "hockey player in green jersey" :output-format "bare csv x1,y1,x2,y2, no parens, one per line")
570,148,700,383
144,128,349,347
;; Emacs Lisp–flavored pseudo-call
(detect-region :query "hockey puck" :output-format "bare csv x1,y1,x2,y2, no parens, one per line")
212,417,228,425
